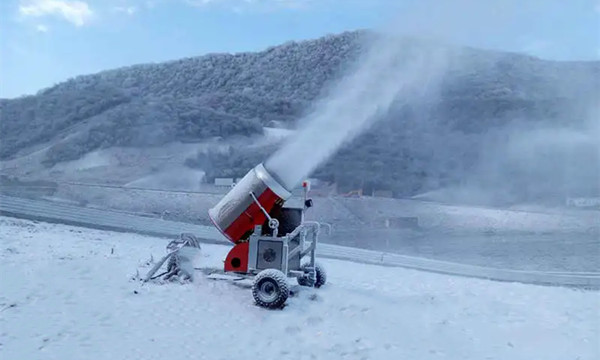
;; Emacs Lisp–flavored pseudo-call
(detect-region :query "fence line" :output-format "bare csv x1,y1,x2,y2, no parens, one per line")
1,180,228,195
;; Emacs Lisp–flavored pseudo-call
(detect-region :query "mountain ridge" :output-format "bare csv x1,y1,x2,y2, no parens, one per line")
1,29,598,204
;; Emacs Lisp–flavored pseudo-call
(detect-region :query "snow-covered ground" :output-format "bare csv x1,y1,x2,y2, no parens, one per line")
1,217,598,360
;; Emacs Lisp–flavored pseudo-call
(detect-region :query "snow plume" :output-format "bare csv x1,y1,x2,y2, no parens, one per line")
471,105,600,205
265,34,451,190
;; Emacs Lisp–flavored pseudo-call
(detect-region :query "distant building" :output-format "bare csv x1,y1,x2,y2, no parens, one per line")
383,217,419,229
214,178,234,187
566,197,600,208
266,120,284,128
373,190,393,198
341,189,363,198
306,178,322,187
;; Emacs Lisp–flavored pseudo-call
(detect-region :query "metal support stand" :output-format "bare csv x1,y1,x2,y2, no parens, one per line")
249,191,279,236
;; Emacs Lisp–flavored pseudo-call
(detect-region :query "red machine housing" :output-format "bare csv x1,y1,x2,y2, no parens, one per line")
208,163,292,273
223,241,249,272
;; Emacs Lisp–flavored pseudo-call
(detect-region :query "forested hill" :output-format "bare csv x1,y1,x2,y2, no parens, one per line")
1,30,598,202
0,30,367,163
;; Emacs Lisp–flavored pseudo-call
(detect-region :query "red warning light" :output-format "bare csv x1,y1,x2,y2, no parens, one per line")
302,180,311,192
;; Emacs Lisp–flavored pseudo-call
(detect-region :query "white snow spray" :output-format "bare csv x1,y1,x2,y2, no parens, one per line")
264,34,451,190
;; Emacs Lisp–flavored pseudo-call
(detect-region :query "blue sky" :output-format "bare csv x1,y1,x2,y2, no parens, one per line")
1,0,599,98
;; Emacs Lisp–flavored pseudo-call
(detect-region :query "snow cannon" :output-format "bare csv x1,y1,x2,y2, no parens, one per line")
143,163,328,309
208,163,292,244
205,163,329,309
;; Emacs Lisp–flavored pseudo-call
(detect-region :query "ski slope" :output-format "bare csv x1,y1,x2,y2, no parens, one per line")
1,217,598,360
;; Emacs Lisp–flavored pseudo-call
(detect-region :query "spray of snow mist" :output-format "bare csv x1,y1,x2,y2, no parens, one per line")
264,34,450,190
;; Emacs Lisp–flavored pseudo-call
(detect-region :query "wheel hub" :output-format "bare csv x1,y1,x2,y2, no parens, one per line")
258,280,279,302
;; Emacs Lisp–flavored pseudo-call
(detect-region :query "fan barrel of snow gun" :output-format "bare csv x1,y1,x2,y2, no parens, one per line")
208,163,292,244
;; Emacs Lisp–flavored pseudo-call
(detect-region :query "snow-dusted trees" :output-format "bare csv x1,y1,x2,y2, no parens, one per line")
1,30,598,203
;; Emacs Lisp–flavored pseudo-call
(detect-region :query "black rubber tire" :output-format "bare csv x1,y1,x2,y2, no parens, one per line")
297,263,327,288
252,269,289,309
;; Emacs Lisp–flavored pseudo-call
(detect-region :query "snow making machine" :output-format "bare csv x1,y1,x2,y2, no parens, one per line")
207,163,327,309
143,163,328,309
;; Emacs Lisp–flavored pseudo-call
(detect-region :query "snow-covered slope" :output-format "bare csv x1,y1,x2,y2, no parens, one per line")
1,217,598,360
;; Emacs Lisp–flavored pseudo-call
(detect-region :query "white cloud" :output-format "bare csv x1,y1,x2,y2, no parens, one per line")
184,0,311,10
113,5,137,15
19,0,93,27
36,24,49,32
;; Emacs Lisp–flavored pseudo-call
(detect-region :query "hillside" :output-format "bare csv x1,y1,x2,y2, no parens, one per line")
1,30,598,204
